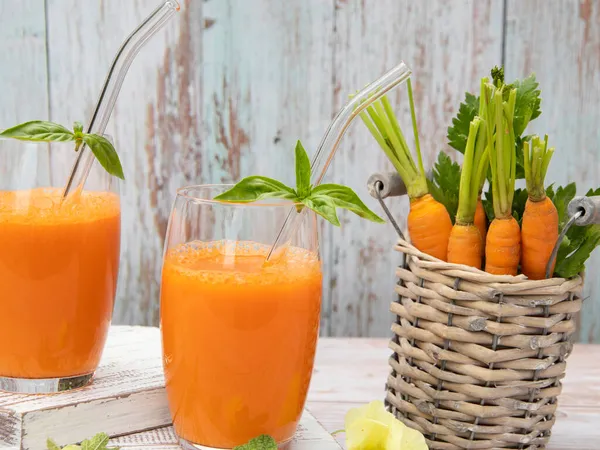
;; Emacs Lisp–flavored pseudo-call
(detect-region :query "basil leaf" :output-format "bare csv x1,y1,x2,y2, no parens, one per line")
214,176,297,203
73,121,84,136
0,120,74,142
311,184,385,223
301,195,340,227
82,134,125,180
295,140,311,198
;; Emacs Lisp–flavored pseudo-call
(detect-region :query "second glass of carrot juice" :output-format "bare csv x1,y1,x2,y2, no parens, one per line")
0,140,121,393
160,185,322,449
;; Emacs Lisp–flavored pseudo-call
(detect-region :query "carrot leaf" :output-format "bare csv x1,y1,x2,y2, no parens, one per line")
428,152,461,223
547,183,600,278
447,92,479,154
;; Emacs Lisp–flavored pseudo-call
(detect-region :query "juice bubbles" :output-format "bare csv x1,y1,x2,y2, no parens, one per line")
161,240,322,448
0,188,120,379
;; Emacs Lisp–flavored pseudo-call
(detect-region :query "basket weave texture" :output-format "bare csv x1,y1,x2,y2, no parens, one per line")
386,238,584,450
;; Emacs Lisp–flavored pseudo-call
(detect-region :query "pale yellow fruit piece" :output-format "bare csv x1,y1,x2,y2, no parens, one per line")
346,417,389,450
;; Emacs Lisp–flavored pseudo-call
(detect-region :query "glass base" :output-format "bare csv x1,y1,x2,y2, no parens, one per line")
179,437,292,450
0,372,94,394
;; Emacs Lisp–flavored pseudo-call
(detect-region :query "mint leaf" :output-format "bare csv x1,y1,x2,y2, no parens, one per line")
82,135,125,180
233,435,277,450
1,120,74,142
47,439,62,450
81,433,112,450
447,92,479,153
428,152,461,223
302,195,341,227
295,140,311,198
311,184,384,223
214,176,297,203
513,74,542,136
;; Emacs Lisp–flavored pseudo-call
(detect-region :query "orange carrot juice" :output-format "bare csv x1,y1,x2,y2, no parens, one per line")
161,241,322,448
0,188,120,379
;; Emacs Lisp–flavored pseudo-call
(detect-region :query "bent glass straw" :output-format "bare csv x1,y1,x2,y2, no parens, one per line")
266,62,413,262
62,0,180,198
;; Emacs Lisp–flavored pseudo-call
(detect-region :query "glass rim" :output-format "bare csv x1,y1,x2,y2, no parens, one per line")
176,184,301,208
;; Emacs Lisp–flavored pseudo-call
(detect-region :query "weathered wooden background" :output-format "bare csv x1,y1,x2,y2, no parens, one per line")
1,0,599,340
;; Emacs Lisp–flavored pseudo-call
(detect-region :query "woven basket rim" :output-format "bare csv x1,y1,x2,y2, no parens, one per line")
395,236,583,288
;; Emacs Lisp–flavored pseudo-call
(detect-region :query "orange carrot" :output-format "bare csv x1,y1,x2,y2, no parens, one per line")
409,194,453,260
484,82,521,275
485,216,521,275
448,224,483,268
521,136,558,279
474,196,487,244
447,116,488,269
360,80,451,260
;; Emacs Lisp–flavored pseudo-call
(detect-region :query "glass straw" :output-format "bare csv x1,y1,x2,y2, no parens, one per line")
266,62,412,261
62,0,180,198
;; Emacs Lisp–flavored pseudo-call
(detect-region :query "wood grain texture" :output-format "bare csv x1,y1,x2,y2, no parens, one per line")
505,0,600,343
0,0,50,189
0,327,170,450
327,0,504,336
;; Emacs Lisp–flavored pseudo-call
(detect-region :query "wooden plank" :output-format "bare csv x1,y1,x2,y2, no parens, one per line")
44,0,204,326
328,0,504,336
201,0,335,334
109,410,342,449
0,0,50,188
0,327,170,450
504,0,600,343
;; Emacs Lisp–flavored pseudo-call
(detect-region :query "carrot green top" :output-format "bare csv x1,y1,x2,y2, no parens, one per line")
484,79,517,220
359,80,428,200
455,78,491,225
523,135,554,202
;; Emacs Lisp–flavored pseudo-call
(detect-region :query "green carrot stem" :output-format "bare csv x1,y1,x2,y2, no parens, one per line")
381,96,410,163
456,118,481,224
406,79,426,181
358,111,407,180
372,101,417,174
494,89,508,217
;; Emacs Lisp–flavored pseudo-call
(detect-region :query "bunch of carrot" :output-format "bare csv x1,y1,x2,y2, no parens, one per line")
361,72,558,280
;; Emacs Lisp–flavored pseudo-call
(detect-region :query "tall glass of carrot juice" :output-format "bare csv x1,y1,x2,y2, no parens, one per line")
160,185,322,449
0,139,121,393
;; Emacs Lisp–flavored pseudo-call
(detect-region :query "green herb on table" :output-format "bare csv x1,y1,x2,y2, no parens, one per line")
47,432,119,450
233,434,277,450
0,120,124,180
214,140,384,227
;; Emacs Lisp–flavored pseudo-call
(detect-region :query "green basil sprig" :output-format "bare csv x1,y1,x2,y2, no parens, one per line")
214,140,384,227
1,121,124,180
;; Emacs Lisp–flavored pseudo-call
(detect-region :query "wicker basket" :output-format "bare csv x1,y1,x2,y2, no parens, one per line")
385,237,584,450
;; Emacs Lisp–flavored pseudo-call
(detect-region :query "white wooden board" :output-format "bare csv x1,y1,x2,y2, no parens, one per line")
0,327,170,450
109,410,342,450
